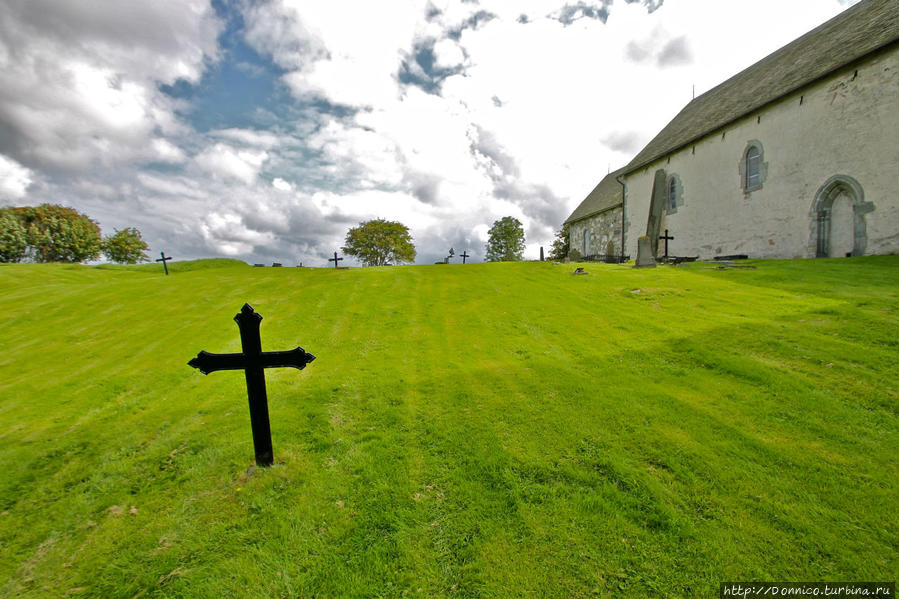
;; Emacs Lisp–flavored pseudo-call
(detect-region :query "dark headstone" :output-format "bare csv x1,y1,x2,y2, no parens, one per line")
188,304,315,467
659,229,674,260
155,252,173,275
460,250,470,264
272,263,282,267
328,252,343,269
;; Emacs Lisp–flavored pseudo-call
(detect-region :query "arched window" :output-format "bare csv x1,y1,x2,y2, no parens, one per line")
668,176,678,211
740,141,766,193
666,173,683,213
745,146,761,188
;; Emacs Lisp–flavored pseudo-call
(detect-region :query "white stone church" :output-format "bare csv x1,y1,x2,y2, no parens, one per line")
565,0,898,261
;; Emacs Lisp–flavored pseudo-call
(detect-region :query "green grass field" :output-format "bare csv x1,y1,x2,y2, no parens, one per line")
1,257,896,598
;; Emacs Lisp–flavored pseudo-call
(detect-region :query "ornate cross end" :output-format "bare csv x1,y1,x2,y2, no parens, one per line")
188,350,214,375
234,303,263,327
261,346,316,370
188,350,242,375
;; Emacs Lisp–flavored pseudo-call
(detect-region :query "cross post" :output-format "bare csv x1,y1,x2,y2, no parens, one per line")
659,229,674,260
328,252,343,269
188,304,315,467
156,252,173,275
460,250,470,264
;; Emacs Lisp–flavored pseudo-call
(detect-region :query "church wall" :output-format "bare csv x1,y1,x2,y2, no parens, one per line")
568,207,623,258
623,44,899,260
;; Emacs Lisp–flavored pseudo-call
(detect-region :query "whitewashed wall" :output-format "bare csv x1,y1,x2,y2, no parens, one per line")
622,45,899,260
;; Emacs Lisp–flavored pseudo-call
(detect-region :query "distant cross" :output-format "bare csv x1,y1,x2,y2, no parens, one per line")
156,251,173,275
460,250,470,264
328,252,343,269
659,229,674,260
188,304,315,467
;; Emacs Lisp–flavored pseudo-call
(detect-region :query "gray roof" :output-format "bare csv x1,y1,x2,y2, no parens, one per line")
623,0,899,174
564,167,626,225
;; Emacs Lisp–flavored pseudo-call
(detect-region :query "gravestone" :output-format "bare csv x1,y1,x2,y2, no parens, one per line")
460,250,470,264
156,252,173,275
658,229,674,260
188,304,315,467
646,169,667,257
634,236,657,268
328,252,343,269
540,246,544,261
272,263,282,267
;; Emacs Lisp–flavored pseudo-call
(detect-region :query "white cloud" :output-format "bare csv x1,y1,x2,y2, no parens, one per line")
211,128,283,149
200,212,276,256
151,139,187,163
193,143,269,185
272,177,293,191
0,0,220,171
0,154,33,200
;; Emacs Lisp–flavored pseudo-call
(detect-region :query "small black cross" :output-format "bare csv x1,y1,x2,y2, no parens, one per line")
659,229,674,260
156,251,173,275
460,250,470,264
328,252,343,269
188,304,315,467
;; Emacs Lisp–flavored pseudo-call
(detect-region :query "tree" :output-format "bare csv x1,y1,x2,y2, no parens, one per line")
103,227,149,264
342,219,416,266
16,204,102,263
485,216,525,261
0,209,28,262
548,223,570,261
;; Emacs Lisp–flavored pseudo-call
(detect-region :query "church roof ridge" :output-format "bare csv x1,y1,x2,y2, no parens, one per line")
564,166,627,225
622,0,899,175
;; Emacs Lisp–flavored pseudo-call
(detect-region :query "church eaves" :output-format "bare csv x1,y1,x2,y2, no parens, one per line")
564,167,626,225
622,0,899,175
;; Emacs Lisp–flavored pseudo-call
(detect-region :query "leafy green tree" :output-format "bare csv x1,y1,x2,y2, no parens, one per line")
548,224,570,261
17,204,102,263
485,216,525,261
0,209,28,262
103,227,149,264
342,219,416,266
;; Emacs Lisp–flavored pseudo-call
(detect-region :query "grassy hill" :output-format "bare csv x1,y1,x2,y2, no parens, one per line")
1,257,896,598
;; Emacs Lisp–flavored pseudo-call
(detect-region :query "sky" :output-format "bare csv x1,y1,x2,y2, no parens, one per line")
0,0,858,266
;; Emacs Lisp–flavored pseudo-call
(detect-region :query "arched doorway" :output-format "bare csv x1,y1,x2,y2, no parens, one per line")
810,175,873,258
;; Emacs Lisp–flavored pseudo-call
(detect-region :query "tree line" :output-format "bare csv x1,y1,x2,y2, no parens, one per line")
1,203,571,266
342,215,535,266
0,204,148,264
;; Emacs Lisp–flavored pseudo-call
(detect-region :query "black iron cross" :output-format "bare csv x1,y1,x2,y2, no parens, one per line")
156,252,173,275
328,252,343,269
460,251,470,264
188,303,315,467
659,229,674,260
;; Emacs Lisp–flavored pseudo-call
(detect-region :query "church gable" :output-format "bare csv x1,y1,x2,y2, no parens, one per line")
612,0,899,262
623,0,898,175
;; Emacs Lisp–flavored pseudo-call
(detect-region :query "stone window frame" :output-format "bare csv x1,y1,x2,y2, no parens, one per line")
666,173,684,214
738,140,768,194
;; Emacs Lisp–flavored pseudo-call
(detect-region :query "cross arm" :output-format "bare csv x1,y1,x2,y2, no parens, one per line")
188,350,247,374
258,346,316,370
188,346,316,375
